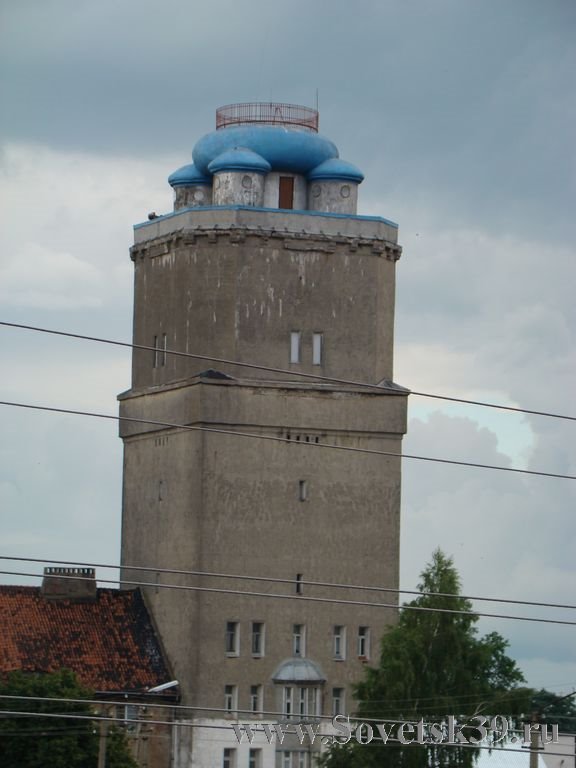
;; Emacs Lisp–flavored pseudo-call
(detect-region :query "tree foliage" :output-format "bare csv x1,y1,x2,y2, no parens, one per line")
321,550,528,768
0,669,137,768
530,689,576,734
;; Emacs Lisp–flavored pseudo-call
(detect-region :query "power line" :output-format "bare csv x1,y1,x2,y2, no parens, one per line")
3,554,574,613
1,399,575,481
6,692,571,723
0,708,571,757
2,320,574,423
4,692,576,731
2,568,575,626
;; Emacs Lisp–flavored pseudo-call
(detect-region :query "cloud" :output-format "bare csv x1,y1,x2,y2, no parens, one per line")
0,243,102,309
0,33,574,692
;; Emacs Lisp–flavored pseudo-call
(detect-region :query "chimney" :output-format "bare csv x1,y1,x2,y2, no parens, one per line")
41,567,97,601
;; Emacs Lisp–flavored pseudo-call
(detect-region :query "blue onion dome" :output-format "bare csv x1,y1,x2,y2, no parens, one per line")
307,158,364,183
194,125,338,176
207,147,271,175
168,163,211,187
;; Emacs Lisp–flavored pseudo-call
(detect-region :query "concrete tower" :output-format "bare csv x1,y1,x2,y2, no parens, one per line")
119,102,408,768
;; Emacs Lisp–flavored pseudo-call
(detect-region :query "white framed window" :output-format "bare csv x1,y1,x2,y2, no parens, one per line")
283,685,320,720
292,624,305,657
332,687,345,716
250,684,262,714
251,622,264,656
298,686,307,717
249,749,262,768
309,687,318,718
124,704,139,732
224,685,237,714
290,331,301,364
297,753,308,768
283,686,293,718
312,332,323,365
333,626,346,660
225,621,239,656
358,626,370,659
281,752,309,768
223,747,236,768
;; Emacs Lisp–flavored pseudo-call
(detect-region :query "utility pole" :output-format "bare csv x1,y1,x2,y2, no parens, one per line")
529,711,541,768
98,716,109,768
526,690,576,768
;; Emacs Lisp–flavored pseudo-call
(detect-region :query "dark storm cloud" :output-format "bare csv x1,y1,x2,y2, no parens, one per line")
1,0,574,240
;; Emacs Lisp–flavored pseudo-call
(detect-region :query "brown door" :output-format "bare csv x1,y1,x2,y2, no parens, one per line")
278,176,294,209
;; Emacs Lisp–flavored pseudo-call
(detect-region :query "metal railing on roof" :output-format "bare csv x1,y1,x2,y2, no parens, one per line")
216,102,319,132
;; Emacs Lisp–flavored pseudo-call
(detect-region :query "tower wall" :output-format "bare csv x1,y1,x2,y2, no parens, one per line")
120,105,407,766
120,377,406,711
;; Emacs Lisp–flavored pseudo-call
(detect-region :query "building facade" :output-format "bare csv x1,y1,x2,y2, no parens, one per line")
119,102,408,767
0,568,176,768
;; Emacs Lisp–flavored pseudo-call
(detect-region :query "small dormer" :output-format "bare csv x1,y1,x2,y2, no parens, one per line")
208,147,271,206
168,163,212,211
307,158,364,214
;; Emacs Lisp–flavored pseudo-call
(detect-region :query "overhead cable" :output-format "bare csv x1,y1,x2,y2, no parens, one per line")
0,708,570,757
2,568,575,626
1,321,574,422
1,400,574,481
2,554,574,612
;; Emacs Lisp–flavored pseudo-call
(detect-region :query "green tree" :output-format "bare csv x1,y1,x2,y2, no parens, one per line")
530,689,576,734
0,669,137,768
321,549,527,768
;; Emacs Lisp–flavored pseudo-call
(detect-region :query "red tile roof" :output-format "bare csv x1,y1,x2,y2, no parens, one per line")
0,586,171,692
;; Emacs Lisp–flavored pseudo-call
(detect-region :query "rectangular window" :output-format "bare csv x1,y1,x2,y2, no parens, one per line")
309,687,318,718
298,687,306,717
249,749,262,768
358,626,370,659
279,176,295,209
296,574,303,595
251,622,264,656
224,685,237,714
225,622,239,656
283,686,293,718
297,753,308,768
333,626,346,660
332,687,345,716
153,336,159,368
153,334,167,367
282,752,291,768
293,624,305,657
124,704,139,732
223,747,236,768
298,480,308,502
250,684,262,714
290,331,301,364
312,333,323,365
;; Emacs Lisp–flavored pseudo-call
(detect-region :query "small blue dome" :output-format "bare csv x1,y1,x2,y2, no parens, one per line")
308,158,364,183
194,125,338,176
208,147,271,174
168,163,211,187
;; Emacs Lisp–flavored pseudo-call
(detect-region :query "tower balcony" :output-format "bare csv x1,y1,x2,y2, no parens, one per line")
216,102,319,132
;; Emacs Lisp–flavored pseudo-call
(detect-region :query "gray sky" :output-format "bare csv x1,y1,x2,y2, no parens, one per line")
1,0,575,695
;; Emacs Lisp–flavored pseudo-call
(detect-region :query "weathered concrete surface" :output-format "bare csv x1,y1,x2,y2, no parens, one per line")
134,206,399,243
120,203,407,728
